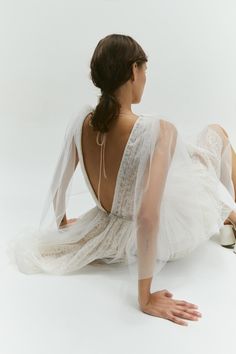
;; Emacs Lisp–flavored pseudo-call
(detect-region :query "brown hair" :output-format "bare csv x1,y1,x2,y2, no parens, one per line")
89,34,148,133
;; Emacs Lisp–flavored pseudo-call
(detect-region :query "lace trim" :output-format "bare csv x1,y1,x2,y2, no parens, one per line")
188,126,224,178
111,117,143,218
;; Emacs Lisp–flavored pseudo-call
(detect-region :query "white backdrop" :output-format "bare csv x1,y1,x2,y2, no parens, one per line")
1,1,236,353
1,0,236,232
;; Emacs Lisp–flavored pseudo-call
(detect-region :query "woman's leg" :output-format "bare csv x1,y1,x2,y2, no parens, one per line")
230,144,236,203
207,124,236,224
227,144,236,224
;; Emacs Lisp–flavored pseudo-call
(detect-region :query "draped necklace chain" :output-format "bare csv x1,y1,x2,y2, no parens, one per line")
87,111,138,213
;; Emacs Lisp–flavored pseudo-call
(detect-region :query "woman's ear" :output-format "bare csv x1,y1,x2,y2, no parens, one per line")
131,62,137,82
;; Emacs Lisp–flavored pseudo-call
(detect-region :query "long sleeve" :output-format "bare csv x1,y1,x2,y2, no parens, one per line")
39,117,80,231
134,119,177,280
52,135,79,228
38,105,96,231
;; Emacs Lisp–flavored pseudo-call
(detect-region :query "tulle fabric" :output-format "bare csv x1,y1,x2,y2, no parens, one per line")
7,104,236,280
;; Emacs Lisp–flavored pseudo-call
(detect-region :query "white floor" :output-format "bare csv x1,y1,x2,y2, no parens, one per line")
1,187,236,354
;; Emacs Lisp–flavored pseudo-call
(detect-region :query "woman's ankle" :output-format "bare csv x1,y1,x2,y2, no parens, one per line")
226,211,236,225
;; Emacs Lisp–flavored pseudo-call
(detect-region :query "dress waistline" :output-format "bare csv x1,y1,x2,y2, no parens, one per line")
98,207,133,221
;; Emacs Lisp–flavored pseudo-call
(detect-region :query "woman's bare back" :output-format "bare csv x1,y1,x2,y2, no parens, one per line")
81,112,139,213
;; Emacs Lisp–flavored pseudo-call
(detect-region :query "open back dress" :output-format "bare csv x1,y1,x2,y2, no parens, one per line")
8,104,236,280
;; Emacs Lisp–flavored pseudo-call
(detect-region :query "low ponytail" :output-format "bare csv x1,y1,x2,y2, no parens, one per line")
89,34,148,133
90,90,121,133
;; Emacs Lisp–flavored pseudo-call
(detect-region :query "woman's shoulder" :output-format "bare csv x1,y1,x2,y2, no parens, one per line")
65,104,95,136
140,112,177,130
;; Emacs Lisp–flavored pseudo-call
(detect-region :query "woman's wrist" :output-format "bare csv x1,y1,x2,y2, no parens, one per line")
138,277,152,305
59,214,68,227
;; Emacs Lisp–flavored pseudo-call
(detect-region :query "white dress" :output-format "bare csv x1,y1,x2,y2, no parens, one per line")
8,104,236,279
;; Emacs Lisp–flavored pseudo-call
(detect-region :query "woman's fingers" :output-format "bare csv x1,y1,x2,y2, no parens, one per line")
68,218,77,223
172,309,200,321
176,306,202,317
165,292,173,297
141,290,202,326
167,314,188,326
174,300,198,308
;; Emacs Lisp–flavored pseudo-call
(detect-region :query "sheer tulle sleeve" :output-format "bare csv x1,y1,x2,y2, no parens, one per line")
38,104,94,232
52,135,78,228
38,123,79,231
133,118,177,280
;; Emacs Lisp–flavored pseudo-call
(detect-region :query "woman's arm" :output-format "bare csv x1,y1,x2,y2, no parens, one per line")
138,277,152,306
59,217,78,229
53,136,79,229
135,120,201,325
59,214,68,227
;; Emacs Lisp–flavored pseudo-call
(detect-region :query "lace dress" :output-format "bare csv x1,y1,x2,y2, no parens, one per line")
8,104,236,279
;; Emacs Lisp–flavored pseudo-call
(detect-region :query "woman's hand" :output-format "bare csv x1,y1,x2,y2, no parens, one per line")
67,218,78,225
139,289,202,326
59,218,78,229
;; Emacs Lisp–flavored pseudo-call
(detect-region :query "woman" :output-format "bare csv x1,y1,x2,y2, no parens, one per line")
9,34,236,326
